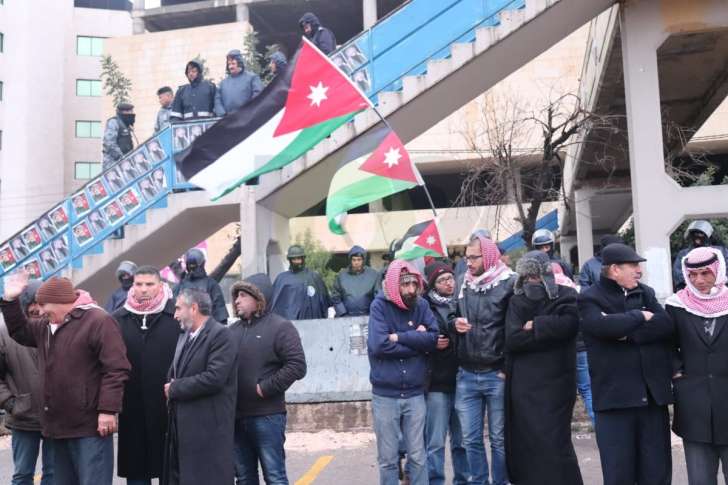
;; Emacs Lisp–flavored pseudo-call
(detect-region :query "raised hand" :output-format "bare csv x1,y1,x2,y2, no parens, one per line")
3,271,29,301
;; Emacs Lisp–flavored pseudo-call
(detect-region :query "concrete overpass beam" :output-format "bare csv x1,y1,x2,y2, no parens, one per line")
574,187,595,268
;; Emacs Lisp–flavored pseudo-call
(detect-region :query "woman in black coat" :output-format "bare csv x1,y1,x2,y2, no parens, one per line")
666,246,728,485
504,251,583,485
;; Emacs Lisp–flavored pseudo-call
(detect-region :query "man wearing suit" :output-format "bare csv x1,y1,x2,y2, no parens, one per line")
163,288,237,485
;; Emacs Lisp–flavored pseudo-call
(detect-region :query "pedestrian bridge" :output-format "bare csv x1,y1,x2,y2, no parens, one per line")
8,0,702,302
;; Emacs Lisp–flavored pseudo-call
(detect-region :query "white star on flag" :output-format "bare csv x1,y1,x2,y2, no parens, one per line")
383,147,401,168
426,236,436,246
307,82,329,107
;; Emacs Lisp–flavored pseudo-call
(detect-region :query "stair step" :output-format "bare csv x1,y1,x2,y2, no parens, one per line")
402,74,426,103
450,42,475,70
525,0,554,19
424,58,453,87
498,7,527,37
475,25,500,52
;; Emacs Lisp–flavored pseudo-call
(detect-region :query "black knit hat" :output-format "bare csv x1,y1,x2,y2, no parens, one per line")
425,262,453,288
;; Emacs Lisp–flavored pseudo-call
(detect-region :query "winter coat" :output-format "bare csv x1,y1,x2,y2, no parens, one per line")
673,245,728,290
105,286,130,314
504,287,583,485
113,299,181,479
367,293,438,398
173,272,229,323
578,276,674,411
300,13,337,55
424,291,458,394
578,255,602,289
270,268,330,320
213,69,263,117
155,106,172,133
450,274,516,372
164,320,237,485
0,298,130,439
551,255,574,280
102,116,134,169
668,306,728,445
170,62,216,121
0,317,43,431
228,280,306,418
331,266,381,316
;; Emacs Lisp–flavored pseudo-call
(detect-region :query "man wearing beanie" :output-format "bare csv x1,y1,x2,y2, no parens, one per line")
1,273,130,485
578,243,674,485
423,262,467,485
228,276,306,484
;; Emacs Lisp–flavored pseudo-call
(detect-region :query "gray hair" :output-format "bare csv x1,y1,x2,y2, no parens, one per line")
178,288,212,316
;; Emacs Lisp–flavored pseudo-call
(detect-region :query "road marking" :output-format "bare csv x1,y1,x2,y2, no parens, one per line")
295,455,334,485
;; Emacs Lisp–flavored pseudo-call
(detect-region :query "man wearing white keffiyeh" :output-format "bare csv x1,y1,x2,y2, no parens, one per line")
112,266,182,485
667,247,728,485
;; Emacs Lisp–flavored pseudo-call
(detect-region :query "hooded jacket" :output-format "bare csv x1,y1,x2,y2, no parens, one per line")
213,50,263,117
299,12,337,55
331,246,381,316
367,261,439,398
269,51,287,76
173,265,229,323
228,279,306,417
170,60,216,120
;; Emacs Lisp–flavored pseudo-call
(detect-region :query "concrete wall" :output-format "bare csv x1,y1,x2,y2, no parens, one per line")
104,21,250,141
0,4,131,241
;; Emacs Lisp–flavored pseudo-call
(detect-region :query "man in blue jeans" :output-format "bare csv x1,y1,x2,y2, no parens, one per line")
0,280,54,485
450,235,516,485
228,274,307,485
368,260,439,485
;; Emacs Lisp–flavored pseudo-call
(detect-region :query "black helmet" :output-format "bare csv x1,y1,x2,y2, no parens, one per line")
287,245,305,259
185,248,205,267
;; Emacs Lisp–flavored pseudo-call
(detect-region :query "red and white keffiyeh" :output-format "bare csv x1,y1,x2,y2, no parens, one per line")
666,246,728,318
383,259,424,311
460,235,513,297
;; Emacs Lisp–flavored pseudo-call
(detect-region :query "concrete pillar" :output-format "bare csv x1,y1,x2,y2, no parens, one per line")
369,200,386,213
132,0,146,35
239,186,257,277
620,1,673,299
559,235,577,271
236,3,250,23
363,0,378,29
239,189,290,279
574,187,595,268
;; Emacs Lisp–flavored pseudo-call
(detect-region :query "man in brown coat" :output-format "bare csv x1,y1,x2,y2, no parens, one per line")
0,273,131,485
0,279,55,484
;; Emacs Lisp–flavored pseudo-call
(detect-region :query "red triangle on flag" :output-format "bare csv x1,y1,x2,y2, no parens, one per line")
414,220,445,257
359,131,419,183
274,37,371,137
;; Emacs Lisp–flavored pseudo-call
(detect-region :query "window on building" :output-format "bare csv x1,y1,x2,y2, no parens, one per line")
0,130,3,151
76,79,102,97
75,121,102,138
0,81,3,101
0,33,4,53
76,36,104,56
74,161,102,180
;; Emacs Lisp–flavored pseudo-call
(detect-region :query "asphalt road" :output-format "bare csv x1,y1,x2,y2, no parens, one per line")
0,430,719,484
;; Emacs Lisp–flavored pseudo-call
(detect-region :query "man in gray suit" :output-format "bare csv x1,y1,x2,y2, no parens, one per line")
163,289,237,485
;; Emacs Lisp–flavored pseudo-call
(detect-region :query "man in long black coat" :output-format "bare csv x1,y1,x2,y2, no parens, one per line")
578,243,674,485
504,251,582,485
113,266,181,484
163,288,237,485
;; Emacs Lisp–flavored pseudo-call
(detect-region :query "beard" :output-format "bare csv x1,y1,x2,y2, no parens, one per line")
402,294,418,308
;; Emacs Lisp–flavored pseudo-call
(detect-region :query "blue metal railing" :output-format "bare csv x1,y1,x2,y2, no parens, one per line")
0,0,531,284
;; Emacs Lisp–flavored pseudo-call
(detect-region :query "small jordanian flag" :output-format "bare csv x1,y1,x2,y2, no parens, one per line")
395,219,446,261
177,37,372,200
326,126,423,234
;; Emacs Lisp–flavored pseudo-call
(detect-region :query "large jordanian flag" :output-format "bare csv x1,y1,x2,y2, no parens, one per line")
326,126,423,234
177,37,372,200
394,219,446,261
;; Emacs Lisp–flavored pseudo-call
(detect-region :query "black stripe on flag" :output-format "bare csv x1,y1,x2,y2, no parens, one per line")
333,124,391,169
175,48,302,179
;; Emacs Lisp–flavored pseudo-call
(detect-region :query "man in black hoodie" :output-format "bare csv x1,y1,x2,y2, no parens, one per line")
173,249,228,323
170,60,216,121
229,275,306,485
299,12,337,55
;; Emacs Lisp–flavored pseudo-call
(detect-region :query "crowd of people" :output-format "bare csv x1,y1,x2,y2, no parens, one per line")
2,220,728,485
101,12,338,173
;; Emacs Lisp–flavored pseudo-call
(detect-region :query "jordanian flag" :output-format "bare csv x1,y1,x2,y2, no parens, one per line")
177,37,372,200
395,219,446,261
326,126,423,234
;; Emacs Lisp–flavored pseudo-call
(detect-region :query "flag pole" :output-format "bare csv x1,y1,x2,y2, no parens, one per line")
370,106,439,219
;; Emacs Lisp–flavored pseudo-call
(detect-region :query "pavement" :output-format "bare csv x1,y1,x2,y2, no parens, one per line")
0,429,719,484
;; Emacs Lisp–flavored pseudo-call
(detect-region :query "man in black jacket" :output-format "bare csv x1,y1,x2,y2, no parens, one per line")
331,245,381,317
299,12,336,55
173,249,228,323
423,262,467,485
578,243,674,485
229,275,306,485
170,60,216,121
450,235,516,485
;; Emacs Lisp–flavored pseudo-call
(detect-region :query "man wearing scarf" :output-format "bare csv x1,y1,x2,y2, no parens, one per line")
504,251,583,485
578,243,674,485
113,266,180,485
450,235,516,485
666,247,728,485
368,260,439,485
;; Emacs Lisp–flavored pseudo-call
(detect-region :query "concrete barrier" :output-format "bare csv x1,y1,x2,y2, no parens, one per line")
287,316,372,403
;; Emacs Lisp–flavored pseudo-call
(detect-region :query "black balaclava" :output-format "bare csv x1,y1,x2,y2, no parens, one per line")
289,258,305,273
185,248,207,279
